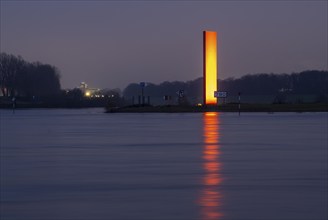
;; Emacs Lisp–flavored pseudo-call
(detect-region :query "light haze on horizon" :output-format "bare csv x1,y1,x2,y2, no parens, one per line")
1,1,327,90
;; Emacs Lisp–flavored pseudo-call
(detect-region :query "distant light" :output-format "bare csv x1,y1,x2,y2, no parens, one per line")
197,103,202,107
101,95,104,98
85,91,91,97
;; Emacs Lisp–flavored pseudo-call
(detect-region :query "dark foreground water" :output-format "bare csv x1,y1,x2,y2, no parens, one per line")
0,109,327,220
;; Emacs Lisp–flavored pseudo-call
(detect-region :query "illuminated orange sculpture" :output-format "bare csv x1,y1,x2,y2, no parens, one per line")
203,31,218,105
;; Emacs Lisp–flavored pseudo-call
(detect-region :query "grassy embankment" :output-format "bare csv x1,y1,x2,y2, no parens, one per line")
106,103,328,113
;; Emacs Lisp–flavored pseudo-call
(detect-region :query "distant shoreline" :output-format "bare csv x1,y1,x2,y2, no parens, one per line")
105,103,328,113
1,102,327,113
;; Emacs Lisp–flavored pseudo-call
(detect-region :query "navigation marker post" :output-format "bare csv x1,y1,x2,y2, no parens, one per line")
238,92,241,116
140,82,146,106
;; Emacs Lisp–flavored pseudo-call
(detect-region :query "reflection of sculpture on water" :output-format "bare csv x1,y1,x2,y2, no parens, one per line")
200,112,223,220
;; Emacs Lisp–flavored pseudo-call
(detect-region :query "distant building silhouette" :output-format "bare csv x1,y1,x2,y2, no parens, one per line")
78,82,101,97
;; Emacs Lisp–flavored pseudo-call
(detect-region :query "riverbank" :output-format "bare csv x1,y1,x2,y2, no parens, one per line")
106,103,328,113
1,100,327,112
0,98,108,109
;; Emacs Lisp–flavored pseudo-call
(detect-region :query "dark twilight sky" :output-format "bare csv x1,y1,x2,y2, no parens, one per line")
1,0,327,90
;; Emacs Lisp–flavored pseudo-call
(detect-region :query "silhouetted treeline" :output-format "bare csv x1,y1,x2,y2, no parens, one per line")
0,53,61,97
0,53,126,108
123,70,328,104
220,71,327,95
0,87,123,108
1,52,327,107
123,79,202,105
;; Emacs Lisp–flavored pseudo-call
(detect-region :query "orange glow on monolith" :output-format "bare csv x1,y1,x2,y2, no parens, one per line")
203,31,218,105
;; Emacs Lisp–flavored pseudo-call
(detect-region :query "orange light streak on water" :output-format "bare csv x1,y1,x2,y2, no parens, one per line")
199,112,223,220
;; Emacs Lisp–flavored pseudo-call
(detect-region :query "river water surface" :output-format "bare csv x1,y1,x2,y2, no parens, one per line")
0,109,327,220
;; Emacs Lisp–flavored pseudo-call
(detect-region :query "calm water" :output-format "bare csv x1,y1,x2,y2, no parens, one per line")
0,109,327,220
